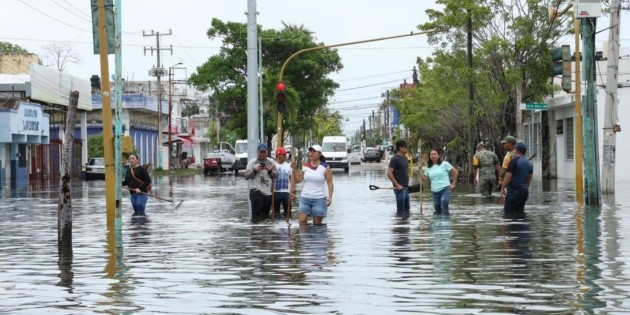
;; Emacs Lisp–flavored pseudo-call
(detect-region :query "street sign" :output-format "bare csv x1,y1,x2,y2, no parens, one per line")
525,103,548,110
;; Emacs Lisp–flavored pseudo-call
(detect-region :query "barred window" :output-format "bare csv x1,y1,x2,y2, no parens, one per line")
566,117,574,159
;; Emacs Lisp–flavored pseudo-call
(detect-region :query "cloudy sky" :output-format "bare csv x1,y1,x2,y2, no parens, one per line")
1,0,628,135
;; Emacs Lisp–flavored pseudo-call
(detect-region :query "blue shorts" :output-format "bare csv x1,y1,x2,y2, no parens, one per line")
299,196,327,217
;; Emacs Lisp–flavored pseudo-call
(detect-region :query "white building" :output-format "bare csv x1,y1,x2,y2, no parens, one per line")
526,49,630,183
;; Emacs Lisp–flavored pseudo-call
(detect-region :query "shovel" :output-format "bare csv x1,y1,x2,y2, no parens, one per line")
123,186,183,209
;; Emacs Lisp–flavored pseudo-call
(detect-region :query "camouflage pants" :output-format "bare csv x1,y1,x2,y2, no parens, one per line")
479,177,495,196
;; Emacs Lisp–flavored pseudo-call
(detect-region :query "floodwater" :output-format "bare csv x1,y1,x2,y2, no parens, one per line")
1,165,630,314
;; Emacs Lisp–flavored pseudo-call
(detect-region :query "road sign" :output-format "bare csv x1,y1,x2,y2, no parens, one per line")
525,103,548,110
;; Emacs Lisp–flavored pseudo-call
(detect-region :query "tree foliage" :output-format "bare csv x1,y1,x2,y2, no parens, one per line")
189,19,343,147
87,134,104,159
0,42,30,55
392,0,572,166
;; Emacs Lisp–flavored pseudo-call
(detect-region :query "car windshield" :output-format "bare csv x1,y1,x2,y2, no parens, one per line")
322,142,346,152
90,158,105,166
235,143,247,154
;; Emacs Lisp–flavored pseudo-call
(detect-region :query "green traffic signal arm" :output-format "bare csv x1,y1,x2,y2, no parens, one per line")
278,30,437,82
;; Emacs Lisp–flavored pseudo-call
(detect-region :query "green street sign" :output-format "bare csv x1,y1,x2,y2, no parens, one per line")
525,103,548,110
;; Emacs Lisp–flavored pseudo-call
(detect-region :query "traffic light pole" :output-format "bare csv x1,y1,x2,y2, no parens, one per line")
275,30,436,150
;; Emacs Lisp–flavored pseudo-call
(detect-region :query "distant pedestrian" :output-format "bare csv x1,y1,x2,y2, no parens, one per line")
273,147,294,217
293,145,334,226
244,143,278,220
501,142,533,213
421,149,458,214
499,135,517,186
473,142,500,196
387,139,410,218
122,153,152,216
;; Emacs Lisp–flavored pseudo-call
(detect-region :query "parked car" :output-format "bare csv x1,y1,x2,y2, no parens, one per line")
362,147,381,163
85,157,105,180
203,155,222,175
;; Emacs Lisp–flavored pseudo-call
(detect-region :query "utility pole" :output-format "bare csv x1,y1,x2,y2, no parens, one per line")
246,0,259,159
466,13,475,183
602,0,621,193
114,0,123,230
581,17,601,206
143,29,172,170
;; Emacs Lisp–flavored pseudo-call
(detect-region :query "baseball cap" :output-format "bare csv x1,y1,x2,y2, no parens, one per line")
477,142,485,148
308,145,323,153
501,136,517,144
257,143,268,152
275,147,287,155
515,142,528,153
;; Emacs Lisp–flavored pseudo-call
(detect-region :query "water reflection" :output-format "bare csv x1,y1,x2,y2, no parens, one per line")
501,211,532,278
429,214,452,283
57,245,73,289
580,205,605,313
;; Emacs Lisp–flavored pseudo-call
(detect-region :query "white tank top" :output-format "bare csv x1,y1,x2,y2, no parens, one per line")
301,161,328,199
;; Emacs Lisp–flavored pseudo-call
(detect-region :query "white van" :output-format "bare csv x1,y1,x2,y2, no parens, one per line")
321,136,349,173
232,139,248,173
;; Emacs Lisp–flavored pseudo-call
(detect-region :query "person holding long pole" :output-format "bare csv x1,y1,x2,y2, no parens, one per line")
387,139,410,218
122,153,152,216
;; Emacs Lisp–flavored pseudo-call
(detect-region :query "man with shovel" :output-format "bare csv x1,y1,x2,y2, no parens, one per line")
387,140,411,218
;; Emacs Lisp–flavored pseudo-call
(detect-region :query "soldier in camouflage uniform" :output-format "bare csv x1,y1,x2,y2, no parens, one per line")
473,142,500,196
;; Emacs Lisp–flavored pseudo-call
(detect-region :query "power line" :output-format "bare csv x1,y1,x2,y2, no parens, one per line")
51,0,92,23
18,0,89,33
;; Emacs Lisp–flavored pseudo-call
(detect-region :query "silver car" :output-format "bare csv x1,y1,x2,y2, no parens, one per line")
85,157,105,180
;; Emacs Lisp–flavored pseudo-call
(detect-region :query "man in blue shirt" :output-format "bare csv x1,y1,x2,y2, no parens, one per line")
500,142,533,212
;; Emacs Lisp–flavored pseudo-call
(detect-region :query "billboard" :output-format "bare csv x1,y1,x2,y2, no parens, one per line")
29,64,92,111
575,0,601,18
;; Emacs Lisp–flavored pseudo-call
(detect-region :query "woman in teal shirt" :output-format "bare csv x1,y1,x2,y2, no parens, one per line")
421,149,458,214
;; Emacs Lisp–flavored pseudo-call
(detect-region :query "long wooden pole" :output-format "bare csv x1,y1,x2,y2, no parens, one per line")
97,0,116,226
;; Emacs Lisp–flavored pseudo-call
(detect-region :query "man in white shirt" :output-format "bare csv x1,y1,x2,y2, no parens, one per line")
273,147,294,217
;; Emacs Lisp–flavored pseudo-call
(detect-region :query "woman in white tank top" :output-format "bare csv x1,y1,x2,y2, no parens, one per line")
294,145,334,225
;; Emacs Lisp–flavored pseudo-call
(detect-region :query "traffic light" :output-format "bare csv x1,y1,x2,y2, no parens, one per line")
551,44,572,92
276,81,286,113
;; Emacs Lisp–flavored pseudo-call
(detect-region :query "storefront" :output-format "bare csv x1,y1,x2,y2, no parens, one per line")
0,102,50,187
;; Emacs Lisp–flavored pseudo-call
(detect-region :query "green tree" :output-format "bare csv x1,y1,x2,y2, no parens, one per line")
87,134,104,159
394,0,572,167
0,42,30,55
189,19,343,147
181,102,200,117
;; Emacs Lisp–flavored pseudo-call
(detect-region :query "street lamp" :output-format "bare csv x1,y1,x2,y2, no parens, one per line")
168,62,183,175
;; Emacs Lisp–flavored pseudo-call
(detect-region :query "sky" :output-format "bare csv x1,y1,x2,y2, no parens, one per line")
1,0,629,136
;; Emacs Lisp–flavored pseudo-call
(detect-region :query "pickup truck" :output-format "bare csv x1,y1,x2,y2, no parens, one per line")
203,142,237,174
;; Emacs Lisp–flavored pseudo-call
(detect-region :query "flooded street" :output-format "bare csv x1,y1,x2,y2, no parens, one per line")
1,162,630,314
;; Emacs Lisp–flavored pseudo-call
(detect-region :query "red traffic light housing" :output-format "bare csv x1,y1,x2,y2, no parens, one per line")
276,81,286,113
276,81,286,92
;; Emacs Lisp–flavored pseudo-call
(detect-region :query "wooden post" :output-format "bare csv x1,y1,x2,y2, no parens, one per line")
58,91,79,247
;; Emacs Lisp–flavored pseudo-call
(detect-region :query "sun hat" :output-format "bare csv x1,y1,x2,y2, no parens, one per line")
308,145,323,153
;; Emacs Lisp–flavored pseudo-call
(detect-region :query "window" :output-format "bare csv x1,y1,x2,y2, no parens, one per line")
566,117,574,159
18,144,26,168
556,119,564,135
532,123,539,157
